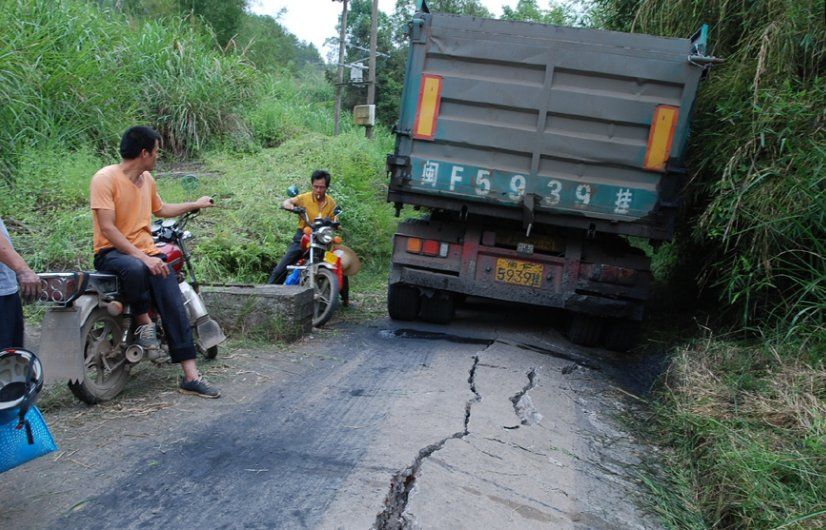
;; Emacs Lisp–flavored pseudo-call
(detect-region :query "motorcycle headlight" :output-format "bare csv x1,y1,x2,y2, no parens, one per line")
317,227,334,244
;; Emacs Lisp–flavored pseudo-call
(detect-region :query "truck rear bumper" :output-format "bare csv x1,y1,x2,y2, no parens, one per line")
391,266,641,320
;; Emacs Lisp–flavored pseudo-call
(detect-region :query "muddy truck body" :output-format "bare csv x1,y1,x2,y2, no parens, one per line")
386,5,713,349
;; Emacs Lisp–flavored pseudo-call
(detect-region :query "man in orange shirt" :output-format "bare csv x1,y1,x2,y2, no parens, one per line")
91,126,219,398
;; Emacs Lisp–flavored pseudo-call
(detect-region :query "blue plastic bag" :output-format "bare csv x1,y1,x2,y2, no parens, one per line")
285,268,301,285
0,406,57,473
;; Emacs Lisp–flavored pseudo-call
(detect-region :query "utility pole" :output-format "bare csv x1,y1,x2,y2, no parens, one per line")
333,0,348,136
366,0,378,139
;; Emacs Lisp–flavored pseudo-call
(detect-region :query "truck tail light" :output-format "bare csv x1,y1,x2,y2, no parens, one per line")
405,238,449,258
406,238,423,254
422,240,440,256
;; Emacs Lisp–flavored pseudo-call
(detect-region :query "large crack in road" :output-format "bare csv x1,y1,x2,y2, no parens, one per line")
373,354,482,530
506,368,541,428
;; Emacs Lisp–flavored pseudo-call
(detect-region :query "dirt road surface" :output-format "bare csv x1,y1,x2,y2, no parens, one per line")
1,300,664,529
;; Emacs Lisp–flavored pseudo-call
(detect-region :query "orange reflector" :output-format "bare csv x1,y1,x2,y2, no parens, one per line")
333,236,342,244
303,226,312,235
422,240,440,256
644,105,679,172
413,74,443,141
406,238,422,254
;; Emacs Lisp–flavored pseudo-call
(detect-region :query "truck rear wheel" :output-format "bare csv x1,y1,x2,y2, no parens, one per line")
388,283,420,321
566,313,603,347
602,319,641,352
420,291,454,324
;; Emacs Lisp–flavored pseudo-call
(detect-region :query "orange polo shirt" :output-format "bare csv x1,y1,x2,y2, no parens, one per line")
90,165,164,255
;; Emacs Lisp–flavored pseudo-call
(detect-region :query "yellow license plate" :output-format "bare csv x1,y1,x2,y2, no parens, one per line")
494,258,543,287
324,251,339,265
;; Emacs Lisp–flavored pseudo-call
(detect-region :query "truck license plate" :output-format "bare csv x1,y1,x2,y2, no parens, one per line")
494,258,543,287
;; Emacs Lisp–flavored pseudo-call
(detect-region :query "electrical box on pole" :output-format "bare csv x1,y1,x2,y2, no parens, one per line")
353,105,375,126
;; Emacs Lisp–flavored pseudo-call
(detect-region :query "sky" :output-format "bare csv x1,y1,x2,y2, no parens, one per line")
248,0,517,58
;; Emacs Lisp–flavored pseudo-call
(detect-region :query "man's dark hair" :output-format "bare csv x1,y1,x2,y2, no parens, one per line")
120,126,161,160
311,169,331,187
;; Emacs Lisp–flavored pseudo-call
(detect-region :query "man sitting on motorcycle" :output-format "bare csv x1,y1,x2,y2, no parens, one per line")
267,170,348,305
90,125,220,398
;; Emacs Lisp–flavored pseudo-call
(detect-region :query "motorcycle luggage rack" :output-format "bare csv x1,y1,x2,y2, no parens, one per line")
36,272,120,307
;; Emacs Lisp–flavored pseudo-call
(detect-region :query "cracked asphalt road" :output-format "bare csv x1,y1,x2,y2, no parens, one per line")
1,301,662,529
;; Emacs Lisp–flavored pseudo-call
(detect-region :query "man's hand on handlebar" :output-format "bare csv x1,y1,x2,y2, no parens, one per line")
193,196,214,210
16,268,40,301
142,255,169,278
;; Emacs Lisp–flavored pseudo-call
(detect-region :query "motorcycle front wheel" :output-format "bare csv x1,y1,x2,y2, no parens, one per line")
68,308,130,404
308,267,339,327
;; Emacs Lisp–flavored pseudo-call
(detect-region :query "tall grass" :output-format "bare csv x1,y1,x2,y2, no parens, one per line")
195,129,396,284
245,70,350,148
647,337,825,529
589,1,826,527
1,0,393,281
0,0,260,180
592,0,826,343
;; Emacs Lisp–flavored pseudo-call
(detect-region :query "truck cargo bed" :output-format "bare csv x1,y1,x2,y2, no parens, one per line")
388,12,708,240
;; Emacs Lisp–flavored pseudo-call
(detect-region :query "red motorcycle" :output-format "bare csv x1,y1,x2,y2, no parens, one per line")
35,208,225,404
282,198,360,327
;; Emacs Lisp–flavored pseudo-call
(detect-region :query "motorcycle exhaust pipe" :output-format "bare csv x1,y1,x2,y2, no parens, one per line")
178,282,208,323
179,282,226,350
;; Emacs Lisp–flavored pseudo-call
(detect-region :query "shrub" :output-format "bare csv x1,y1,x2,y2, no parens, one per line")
590,0,826,343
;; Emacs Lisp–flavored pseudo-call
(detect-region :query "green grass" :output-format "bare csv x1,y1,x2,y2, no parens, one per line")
4,127,397,287
638,335,825,530
586,2,826,526
590,0,826,343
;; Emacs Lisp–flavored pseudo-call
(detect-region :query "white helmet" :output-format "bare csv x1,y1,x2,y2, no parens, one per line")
0,349,44,423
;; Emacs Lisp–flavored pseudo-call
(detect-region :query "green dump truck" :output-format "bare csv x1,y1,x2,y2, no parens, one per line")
386,1,715,350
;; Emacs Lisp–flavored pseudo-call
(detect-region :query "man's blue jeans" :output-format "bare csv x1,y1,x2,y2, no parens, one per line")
0,293,24,350
94,249,196,362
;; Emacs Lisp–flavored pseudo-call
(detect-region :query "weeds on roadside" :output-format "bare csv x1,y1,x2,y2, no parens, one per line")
640,334,825,529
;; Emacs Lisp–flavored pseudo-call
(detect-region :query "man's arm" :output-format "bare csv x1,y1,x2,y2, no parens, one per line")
95,209,169,277
282,197,299,211
154,196,214,218
0,235,40,299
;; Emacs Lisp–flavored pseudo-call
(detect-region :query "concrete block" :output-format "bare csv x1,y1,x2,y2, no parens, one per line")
200,284,314,342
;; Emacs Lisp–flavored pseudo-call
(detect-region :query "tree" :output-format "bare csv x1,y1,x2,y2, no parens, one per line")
237,13,322,73
500,0,570,25
333,0,400,126
426,0,492,17
178,0,246,47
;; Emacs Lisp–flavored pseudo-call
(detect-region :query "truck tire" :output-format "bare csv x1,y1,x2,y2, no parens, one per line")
566,313,603,347
602,319,641,352
388,283,420,321
420,291,454,324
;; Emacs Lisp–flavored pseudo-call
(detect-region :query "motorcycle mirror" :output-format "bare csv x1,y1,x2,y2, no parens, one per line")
287,185,299,198
333,206,342,216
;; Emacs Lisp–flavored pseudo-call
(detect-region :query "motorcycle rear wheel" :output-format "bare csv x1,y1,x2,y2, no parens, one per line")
68,308,130,404
309,267,339,327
